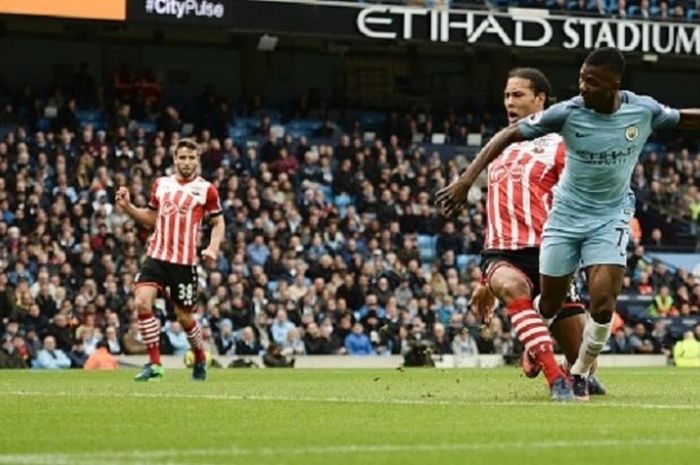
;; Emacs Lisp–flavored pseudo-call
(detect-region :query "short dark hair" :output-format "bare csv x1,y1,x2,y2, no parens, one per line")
175,138,199,153
584,47,625,77
508,67,552,100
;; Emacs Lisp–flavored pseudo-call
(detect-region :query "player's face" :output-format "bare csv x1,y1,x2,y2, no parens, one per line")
503,77,545,125
174,147,199,179
578,64,620,112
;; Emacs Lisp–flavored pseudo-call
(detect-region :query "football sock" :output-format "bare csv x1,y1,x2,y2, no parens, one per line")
137,312,161,365
183,319,206,363
570,317,611,377
508,298,564,386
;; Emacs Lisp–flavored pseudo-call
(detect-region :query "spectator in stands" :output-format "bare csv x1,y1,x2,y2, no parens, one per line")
637,0,652,18
649,285,677,317
46,313,73,353
282,327,306,356
33,335,71,369
164,322,190,357
122,321,146,355
609,327,632,354
68,339,88,368
83,339,119,371
629,323,656,354
452,327,479,358
673,330,700,367
432,323,453,355
215,319,236,355
271,310,296,346
344,322,374,356
0,334,27,368
104,326,122,355
651,320,674,356
235,326,263,356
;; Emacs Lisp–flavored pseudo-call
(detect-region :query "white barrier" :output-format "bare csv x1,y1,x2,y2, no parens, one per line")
118,354,668,370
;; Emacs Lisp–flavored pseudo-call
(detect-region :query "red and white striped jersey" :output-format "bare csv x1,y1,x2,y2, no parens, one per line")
146,175,222,265
484,133,565,250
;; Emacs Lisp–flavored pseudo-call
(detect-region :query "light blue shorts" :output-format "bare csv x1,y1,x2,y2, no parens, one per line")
539,205,633,277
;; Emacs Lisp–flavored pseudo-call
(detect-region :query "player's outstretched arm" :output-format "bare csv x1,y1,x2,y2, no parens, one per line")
436,124,524,217
677,109,700,130
115,186,157,229
202,214,225,267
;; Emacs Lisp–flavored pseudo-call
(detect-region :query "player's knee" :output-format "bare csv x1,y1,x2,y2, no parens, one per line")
538,291,569,319
589,292,616,323
498,280,531,304
134,294,153,315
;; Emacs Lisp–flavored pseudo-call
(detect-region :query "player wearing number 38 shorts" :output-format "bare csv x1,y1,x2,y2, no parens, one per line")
115,138,225,382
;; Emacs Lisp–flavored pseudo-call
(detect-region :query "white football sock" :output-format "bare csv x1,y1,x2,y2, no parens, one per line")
570,316,611,377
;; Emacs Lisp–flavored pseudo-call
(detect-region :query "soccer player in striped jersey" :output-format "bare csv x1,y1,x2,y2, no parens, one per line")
116,138,225,381
440,68,573,400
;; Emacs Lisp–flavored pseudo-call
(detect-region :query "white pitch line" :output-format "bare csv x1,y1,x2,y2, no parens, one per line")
4,389,700,411
0,438,698,465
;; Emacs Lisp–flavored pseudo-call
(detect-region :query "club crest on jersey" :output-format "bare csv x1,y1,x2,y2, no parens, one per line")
625,126,639,142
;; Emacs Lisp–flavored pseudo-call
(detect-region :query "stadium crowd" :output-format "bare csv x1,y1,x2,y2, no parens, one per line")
1,64,700,370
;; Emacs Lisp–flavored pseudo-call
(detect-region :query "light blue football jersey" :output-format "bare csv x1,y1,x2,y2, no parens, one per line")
518,91,680,213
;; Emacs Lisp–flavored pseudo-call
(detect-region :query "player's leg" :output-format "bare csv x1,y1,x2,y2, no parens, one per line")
550,310,607,395
550,306,585,366
133,282,165,381
569,215,629,400
171,264,206,380
567,264,622,400
538,274,574,319
537,233,579,320
174,305,207,380
487,262,572,401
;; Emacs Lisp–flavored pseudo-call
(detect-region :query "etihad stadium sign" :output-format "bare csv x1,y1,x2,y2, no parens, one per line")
356,6,700,55
130,0,700,57
356,7,700,55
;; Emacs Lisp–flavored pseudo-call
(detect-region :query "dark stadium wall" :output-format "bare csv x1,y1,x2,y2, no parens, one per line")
0,36,242,104
2,32,699,112
0,37,104,92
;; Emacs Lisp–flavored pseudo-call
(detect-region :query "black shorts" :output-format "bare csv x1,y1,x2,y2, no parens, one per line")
480,248,584,319
135,257,198,308
481,248,541,296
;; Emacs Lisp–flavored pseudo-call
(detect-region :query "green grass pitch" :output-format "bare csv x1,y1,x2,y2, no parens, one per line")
1,367,698,464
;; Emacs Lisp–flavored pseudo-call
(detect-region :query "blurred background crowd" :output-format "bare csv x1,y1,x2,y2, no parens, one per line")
1,60,700,370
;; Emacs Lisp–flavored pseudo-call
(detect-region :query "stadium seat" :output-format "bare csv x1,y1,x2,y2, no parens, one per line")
36,117,51,132
76,109,105,130
234,117,260,130
228,125,250,139
359,111,387,131
287,119,323,138
135,121,157,134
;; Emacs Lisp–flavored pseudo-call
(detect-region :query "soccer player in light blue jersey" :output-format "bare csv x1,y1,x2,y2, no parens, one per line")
437,47,700,400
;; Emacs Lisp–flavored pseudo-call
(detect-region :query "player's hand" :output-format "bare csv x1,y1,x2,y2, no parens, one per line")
435,177,471,217
201,247,218,269
115,187,131,210
470,283,497,324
